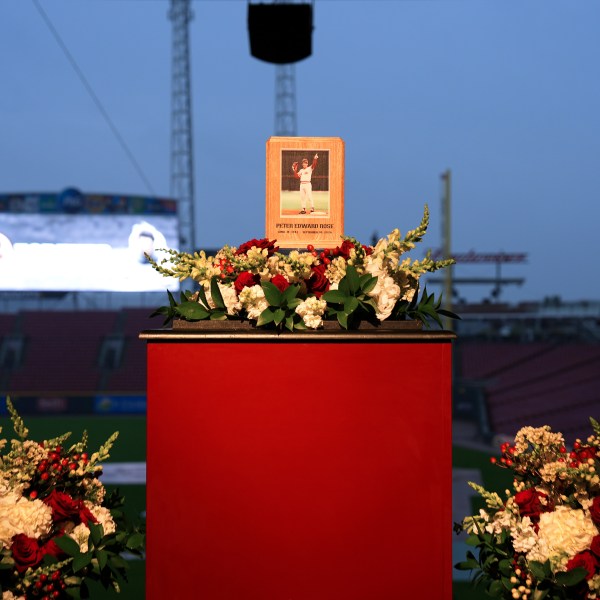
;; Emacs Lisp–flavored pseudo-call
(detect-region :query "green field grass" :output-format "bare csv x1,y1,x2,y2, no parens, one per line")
279,190,330,215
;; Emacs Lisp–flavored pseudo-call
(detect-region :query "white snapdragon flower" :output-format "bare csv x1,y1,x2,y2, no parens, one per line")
295,297,327,329
0,491,53,547
204,282,241,315
238,285,268,320
511,516,538,553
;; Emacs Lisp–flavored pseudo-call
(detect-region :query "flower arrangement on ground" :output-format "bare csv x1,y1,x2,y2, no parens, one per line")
0,398,144,599
456,418,600,600
148,204,457,330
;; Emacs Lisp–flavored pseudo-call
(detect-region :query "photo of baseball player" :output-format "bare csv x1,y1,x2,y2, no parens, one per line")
279,149,330,218
292,154,318,214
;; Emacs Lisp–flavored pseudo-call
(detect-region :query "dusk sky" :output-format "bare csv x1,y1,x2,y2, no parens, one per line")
2,1,599,303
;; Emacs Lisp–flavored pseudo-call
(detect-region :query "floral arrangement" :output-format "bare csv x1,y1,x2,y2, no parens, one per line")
148,204,457,330
0,398,144,599
456,418,600,600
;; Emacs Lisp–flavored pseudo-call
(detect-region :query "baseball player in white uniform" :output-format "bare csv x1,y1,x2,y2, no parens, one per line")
292,153,318,214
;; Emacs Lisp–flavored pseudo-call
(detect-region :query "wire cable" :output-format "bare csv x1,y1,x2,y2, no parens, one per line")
32,0,156,195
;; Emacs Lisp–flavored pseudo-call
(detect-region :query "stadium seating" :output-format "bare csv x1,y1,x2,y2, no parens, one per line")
456,341,600,442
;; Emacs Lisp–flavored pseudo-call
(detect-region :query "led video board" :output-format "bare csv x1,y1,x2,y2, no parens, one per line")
0,189,179,292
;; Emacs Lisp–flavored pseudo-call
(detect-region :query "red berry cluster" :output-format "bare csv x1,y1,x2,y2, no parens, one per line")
569,440,597,468
306,240,373,266
306,244,340,265
490,442,517,467
31,446,89,497
217,258,234,280
28,570,67,599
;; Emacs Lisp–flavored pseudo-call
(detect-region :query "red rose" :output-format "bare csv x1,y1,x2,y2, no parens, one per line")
590,497,600,527
43,490,97,526
235,238,279,257
234,271,260,295
41,537,65,560
11,534,42,573
78,503,97,526
270,274,290,293
44,490,81,522
362,244,373,256
305,264,330,298
336,240,355,260
567,551,598,580
514,488,549,520
590,535,600,558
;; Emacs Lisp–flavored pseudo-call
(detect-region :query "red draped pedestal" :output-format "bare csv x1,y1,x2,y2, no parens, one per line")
141,328,454,600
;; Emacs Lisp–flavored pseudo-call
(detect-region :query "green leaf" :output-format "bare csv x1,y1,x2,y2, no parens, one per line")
337,311,348,329
126,532,145,551
285,315,295,332
210,276,226,310
287,298,302,310
54,535,82,557
274,308,286,325
73,551,93,573
257,308,275,327
209,310,227,321
176,301,210,321
498,559,513,577
345,264,360,294
196,286,211,310
359,298,378,313
322,289,347,304
338,277,350,295
359,274,377,294
262,281,282,307
282,284,299,303
344,296,359,315
555,568,587,587
88,523,104,548
454,559,479,571
488,580,503,595
97,549,108,570
528,561,546,581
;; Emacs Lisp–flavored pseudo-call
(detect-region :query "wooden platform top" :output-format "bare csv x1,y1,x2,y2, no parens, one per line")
140,328,457,343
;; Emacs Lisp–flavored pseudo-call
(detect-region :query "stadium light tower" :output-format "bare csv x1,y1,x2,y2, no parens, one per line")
247,0,313,135
275,64,297,135
169,0,195,253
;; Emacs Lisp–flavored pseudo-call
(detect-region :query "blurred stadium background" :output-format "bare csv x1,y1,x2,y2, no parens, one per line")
1,189,600,599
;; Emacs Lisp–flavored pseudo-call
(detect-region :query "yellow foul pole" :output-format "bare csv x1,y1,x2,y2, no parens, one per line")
441,170,453,329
